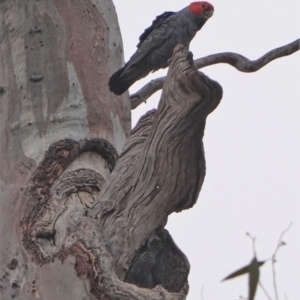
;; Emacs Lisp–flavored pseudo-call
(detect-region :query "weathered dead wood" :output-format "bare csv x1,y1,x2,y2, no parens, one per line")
131,38,300,109
21,113,188,299
20,45,222,299
93,108,191,293
21,138,117,263
125,227,190,293
91,45,223,283
2,0,297,297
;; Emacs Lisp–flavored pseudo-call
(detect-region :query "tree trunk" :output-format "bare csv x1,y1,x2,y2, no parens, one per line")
0,1,222,299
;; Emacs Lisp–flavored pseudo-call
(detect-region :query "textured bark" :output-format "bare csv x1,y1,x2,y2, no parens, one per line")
0,0,129,299
18,44,222,299
91,46,222,282
1,0,223,299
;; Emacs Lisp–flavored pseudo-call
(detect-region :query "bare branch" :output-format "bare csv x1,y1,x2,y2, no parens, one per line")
194,39,300,71
130,39,300,109
91,45,223,282
200,286,205,300
246,233,273,300
259,281,273,300
246,232,257,257
272,222,293,300
131,77,165,109
285,293,289,300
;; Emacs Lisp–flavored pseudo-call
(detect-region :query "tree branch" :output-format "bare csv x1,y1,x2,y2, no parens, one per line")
130,39,300,109
22,44,223,299
272,223,293,300
91,45,223,282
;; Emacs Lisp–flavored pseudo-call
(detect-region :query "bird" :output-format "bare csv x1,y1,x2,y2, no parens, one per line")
108,2,214,95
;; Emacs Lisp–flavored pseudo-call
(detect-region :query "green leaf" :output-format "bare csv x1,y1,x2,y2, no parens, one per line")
248,257,260,300
222,259,265,281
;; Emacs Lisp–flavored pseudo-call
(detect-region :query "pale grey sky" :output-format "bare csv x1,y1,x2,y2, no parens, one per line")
113,1,300,299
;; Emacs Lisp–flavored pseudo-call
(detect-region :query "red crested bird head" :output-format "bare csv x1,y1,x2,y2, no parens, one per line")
188,2,214,18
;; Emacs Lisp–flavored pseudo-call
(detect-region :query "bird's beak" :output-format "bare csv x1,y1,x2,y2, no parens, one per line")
204,9,214,19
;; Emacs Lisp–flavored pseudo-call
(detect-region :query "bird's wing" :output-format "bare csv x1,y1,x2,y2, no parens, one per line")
125,12,176,71
137,11,175,48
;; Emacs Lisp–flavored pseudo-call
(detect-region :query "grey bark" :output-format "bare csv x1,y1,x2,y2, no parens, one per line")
0,0,223,296
0,0,224,299
18,42,222,298
0,0,299,300
0,0,129,299
2,0,295,299
0,0,222,299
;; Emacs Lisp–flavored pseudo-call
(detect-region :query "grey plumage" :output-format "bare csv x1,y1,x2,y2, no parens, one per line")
108,2,214,95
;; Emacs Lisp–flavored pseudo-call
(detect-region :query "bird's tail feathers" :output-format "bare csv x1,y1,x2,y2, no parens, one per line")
108,66,132,95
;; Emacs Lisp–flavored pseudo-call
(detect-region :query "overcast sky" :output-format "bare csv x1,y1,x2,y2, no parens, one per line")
113,1,300,299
